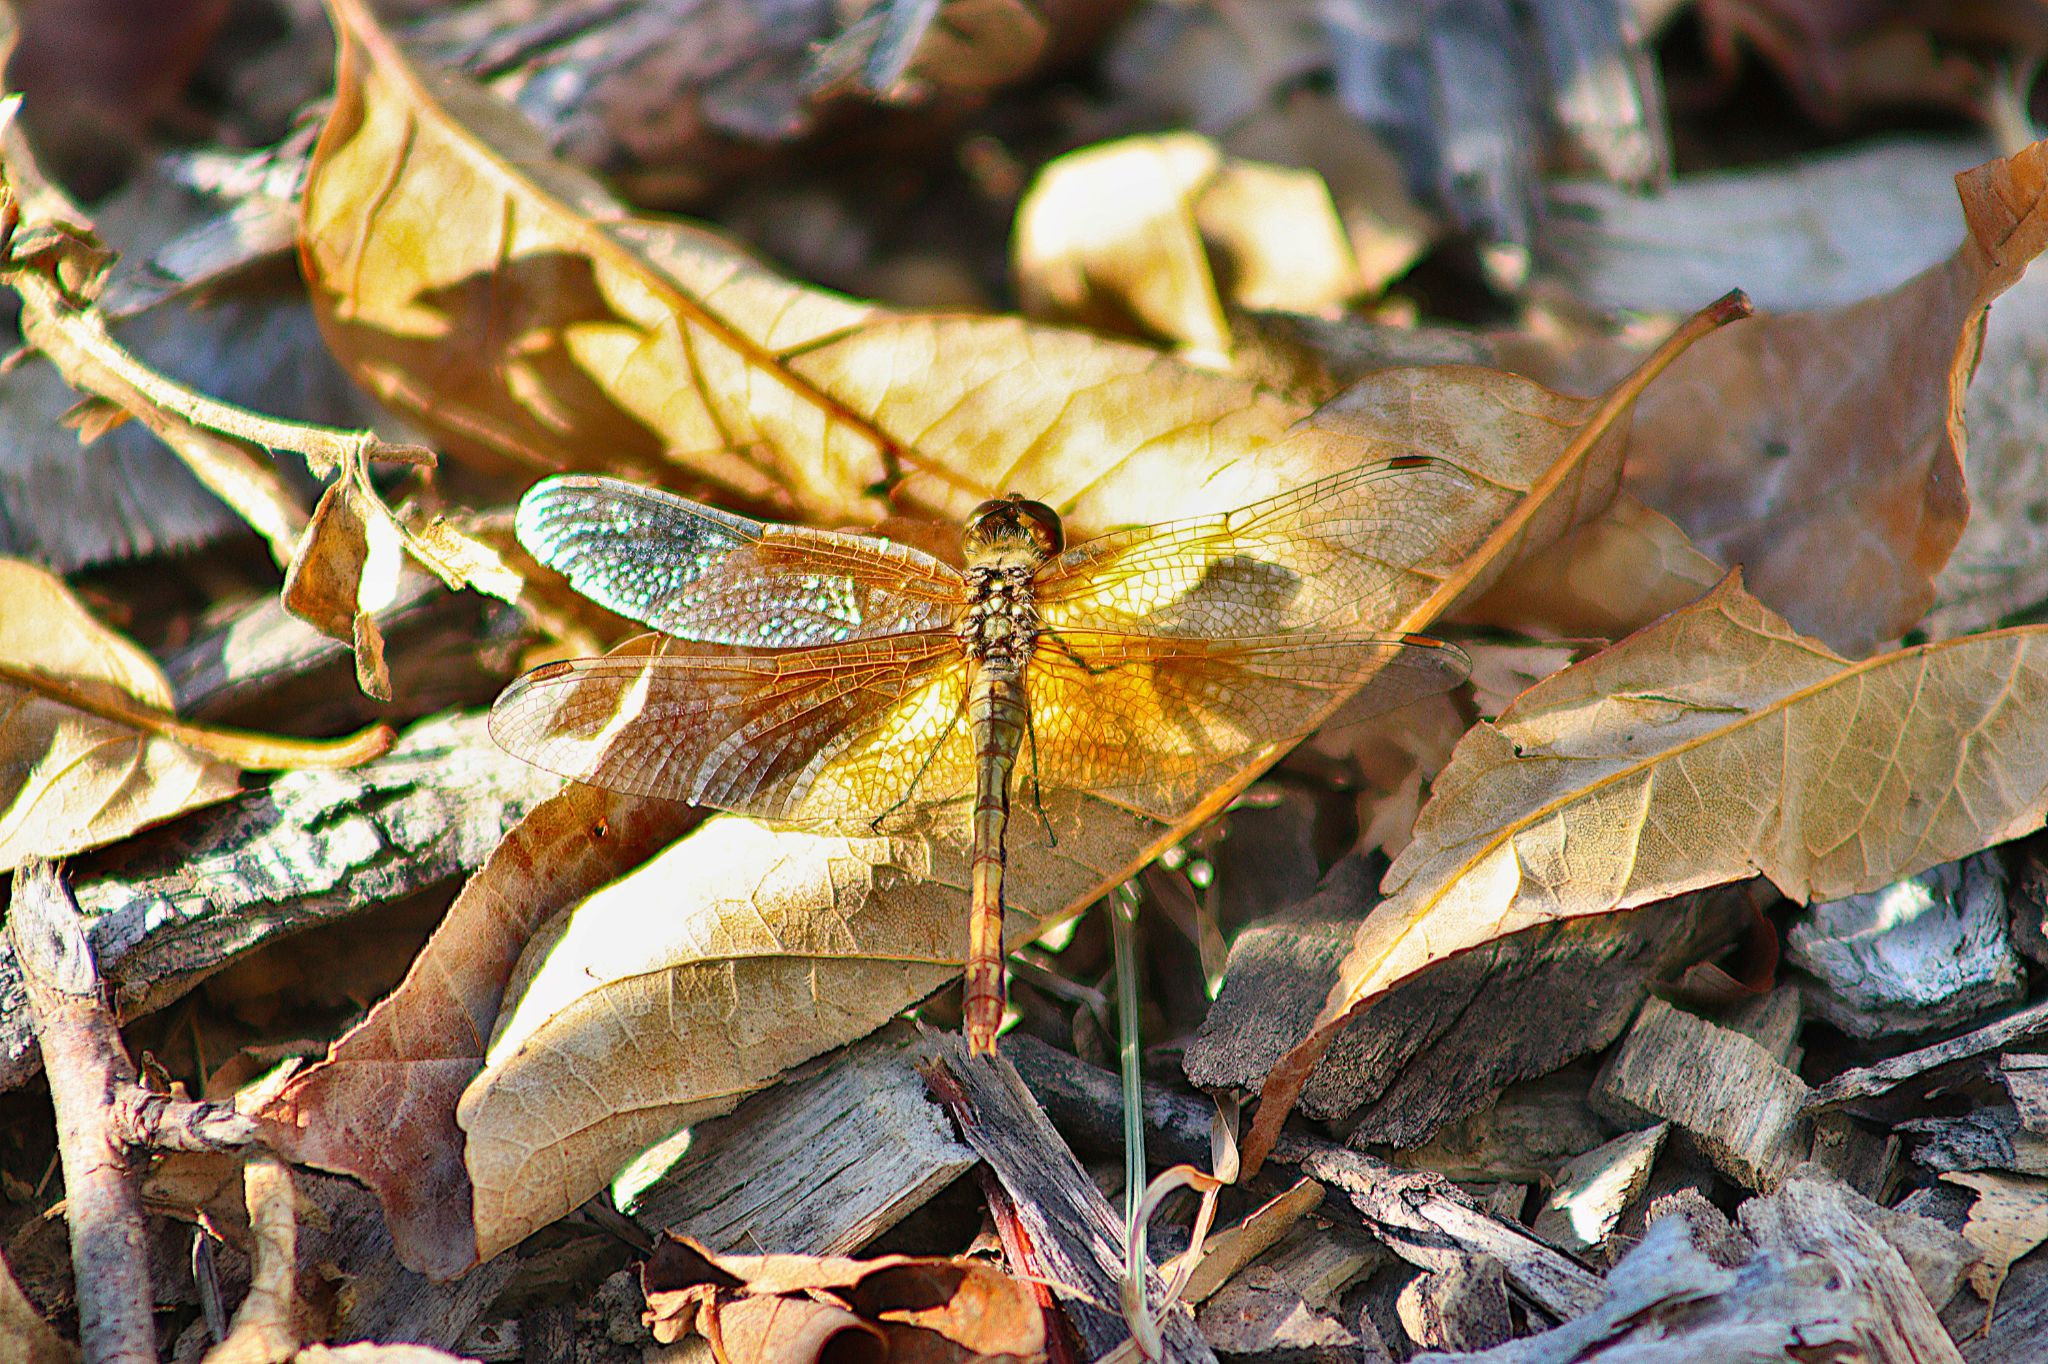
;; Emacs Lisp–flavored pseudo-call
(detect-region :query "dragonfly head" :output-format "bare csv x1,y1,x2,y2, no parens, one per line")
962,494,1064,566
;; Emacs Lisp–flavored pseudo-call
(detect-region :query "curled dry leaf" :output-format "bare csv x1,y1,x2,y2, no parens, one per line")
1619,137,2048,656
0,558,239,872
1013,132,1374,361
641,1234,1045,1364
1248,573,2048,1168
257,783,700,1279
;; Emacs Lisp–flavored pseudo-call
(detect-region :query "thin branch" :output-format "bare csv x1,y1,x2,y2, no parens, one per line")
8,860,156,1364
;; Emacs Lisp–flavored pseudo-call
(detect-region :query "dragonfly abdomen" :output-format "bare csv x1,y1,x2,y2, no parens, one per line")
963,666,1029,1055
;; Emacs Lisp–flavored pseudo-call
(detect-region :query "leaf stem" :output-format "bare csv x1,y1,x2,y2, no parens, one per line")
0,661,395,769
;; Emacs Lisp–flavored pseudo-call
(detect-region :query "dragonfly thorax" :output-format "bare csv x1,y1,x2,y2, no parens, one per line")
958,564,1041,672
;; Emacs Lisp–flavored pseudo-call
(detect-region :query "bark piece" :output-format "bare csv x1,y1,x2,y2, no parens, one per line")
1807,1110,1899,1203
1198,1266,1358,1356
1420,1172,1965,1362
1186,857,1748,1145
1903,1108,2048,1178
1532,1124,1667,1264
1788,853,2022,1039
1806,998,2048,1114
1592,997,1811,1192
626,1035,978,1254
1717,986,1803,1067
1442,1172,1963,1361
165,571,518,735
0,711,557,1093
2000,1053,2048,1134
925,1039,1216,1364
1393,1070,1611,1183
1396,1254,1510,1354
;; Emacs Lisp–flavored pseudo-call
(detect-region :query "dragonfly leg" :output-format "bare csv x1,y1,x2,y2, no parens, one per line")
867,693,968,834
1023,698,1056,849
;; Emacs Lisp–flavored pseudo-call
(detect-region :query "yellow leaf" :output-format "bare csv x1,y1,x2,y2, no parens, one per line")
0,560,239,870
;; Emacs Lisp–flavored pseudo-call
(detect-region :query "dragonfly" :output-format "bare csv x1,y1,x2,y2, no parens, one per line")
488,459,1470,1054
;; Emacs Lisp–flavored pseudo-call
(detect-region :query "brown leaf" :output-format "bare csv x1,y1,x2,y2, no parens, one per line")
1013,132,1373,360
1249,572,2048,1166
642,1235,1044,1364
301,0,890,520
0,558,239,870
257,784,699,1279
1620,138,2048,656
1458,493,1725,641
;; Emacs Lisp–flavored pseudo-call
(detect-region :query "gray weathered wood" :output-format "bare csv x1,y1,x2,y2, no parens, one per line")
1788,854,2022,1039
1416,1173,1965,1362
1806,998,2048,1114
0,711,558,1093
626,1033,977,1254
165,569,519,734
1545,137,1991,314
1186,855,1749,1146
1005,1032,1604,1324
927,1037,1217,1364
1593,997,1811,1191
1532,1124,1666,1263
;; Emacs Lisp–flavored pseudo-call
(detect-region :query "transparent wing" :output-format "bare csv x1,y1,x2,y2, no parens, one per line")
518,475,964,647
1021,629,1468,819
489,632,976,822
1037,457,1472,639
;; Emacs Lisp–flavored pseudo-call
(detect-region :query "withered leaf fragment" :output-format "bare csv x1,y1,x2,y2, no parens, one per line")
641,1235,1044,1364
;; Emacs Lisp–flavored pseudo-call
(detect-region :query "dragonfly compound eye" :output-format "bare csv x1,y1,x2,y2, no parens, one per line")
964,495,1066,559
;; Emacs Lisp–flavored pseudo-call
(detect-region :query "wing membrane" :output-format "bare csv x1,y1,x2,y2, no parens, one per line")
489,632,975,822
518,475,964,647
1022,630,1468,819
1037,458,1473,640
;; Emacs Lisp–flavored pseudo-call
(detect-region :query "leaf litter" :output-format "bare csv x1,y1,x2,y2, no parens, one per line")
8,2,2048,1361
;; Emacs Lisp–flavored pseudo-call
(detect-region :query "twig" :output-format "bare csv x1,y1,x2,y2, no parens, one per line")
8,862,264,1363
8,860,156,1364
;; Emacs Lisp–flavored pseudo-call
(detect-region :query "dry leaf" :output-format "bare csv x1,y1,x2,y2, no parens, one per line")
451,305,1741,1263
1941,1171,2048,1325
1014,133,1369,361
0,558,239,871
258,784,700,1279
301,0,888,521
1620,138,2048,655
1459,493,1725,642
641,1235,1045,1364
1249,572,2048,1166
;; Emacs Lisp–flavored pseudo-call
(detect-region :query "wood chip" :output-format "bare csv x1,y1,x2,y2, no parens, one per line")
627,1034,978,1255
1593,997,1812,1191
1532,1124,1667,1263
